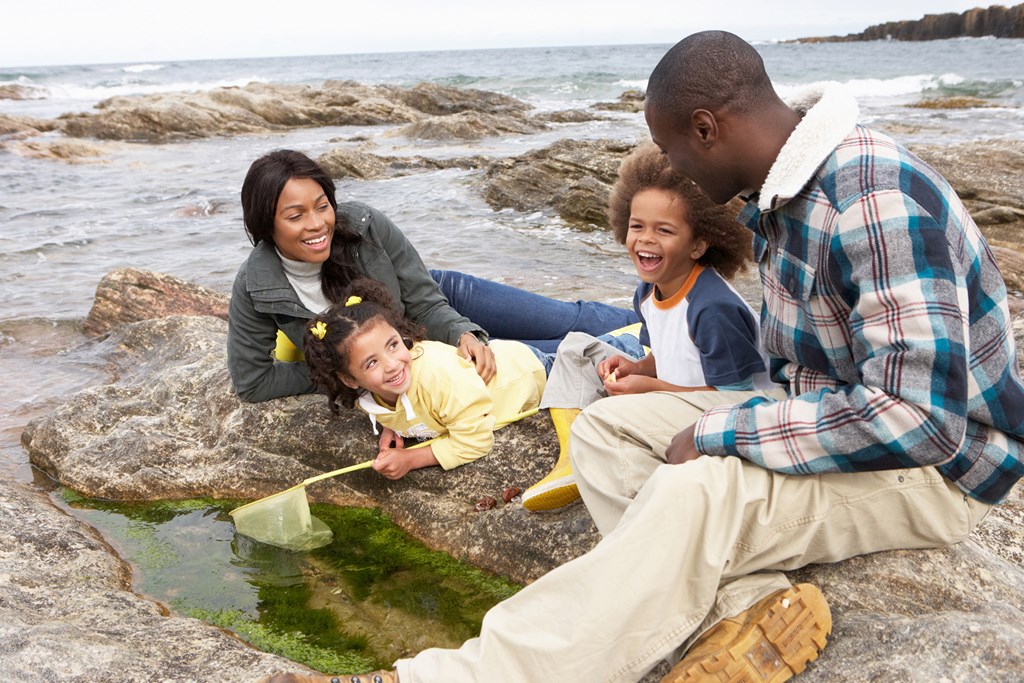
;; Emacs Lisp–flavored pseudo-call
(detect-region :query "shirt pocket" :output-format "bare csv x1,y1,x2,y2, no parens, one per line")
775,248,816,302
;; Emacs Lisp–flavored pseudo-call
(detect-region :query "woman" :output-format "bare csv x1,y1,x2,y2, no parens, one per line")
227,149,637,403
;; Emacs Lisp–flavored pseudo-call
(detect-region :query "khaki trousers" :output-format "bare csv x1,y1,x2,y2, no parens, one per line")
398,391,990,683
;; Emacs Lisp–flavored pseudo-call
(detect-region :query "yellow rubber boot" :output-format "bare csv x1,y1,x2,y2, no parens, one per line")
522,408,581,512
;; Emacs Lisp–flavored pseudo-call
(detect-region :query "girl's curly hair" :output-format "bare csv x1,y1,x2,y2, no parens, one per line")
303,277,425,414
606,142,751,279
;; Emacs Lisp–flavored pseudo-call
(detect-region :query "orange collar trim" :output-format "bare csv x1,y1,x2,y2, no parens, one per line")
652,264,703,311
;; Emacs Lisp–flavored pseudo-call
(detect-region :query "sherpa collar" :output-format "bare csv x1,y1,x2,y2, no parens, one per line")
758,83,860,212
357,391,418,435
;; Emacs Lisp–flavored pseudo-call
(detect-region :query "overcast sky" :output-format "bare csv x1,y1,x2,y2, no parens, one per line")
0,1,996,68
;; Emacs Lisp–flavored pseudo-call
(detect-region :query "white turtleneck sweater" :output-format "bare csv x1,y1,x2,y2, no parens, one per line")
277,249,331,314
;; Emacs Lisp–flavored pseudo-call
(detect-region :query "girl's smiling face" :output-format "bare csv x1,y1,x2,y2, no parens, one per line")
625,188,707,299
340,319,413,404
272,177,335,263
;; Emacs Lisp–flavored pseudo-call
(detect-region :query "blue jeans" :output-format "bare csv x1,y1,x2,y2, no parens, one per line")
431,269,639,353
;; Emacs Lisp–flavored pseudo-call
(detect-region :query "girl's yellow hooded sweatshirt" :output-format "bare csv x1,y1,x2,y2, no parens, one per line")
356,340,545,469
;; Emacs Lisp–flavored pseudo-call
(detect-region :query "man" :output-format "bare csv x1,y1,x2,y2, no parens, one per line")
262,30,1023,683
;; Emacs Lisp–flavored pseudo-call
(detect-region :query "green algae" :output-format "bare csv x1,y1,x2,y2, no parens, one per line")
58,491,521,674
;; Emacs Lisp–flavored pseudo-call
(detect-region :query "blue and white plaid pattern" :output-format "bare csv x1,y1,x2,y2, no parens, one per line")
696,125,1024,504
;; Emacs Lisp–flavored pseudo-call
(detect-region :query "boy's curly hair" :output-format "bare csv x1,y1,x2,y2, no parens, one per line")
606,142,751,279
303,277,426,414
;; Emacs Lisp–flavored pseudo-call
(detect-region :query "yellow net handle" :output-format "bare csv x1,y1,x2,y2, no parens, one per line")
301,407,539,488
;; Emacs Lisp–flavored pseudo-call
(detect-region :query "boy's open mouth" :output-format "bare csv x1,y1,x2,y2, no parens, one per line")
636,250,663,271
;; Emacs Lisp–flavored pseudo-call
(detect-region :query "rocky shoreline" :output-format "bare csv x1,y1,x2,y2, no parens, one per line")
796,3,1024,42
3,78,1024,681
7,268,1024,682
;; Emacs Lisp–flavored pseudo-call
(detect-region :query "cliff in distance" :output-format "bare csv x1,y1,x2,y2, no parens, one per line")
797,3,1024,42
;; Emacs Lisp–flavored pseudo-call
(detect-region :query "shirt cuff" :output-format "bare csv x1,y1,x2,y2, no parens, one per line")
694,403,739,456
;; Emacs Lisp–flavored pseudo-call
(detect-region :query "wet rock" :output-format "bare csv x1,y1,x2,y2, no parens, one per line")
483,138,638,228
24,312,598,584
13,139,108,163
83,267,229,336
592,89,645,113
318,147,394,180
0,476,305,683
382,82,531,117
18,278,1024,681
0,113,60,138
532,108,608,124
0,83,47,100
317,147,492,180
56,81,534,143
392,110,544,141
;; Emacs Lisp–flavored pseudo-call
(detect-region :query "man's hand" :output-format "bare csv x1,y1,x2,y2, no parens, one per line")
665,423,701,464
458,333,496,384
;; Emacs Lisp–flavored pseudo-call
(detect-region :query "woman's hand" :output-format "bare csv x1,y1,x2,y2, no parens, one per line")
378,427,403,451
458,333,496,384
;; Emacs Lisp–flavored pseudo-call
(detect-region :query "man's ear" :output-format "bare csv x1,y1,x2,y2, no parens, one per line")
692,109,718,145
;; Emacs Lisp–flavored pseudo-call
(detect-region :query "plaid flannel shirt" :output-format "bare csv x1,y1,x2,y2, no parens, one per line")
695,87,1024,504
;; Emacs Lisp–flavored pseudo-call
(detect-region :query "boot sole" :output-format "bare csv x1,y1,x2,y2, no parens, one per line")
663,584,831,683
521,480,580,511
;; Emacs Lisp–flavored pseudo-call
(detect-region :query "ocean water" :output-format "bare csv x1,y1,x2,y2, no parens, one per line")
2,38,1023,480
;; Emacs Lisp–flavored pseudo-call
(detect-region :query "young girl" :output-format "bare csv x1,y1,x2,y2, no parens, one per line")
303,278,547,479
522,141,775,510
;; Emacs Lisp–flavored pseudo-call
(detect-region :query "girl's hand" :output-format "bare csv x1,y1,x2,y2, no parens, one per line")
372,448,415,480
378,427,403,451
604,372,659,396
458,333,496,384
372,443,439,480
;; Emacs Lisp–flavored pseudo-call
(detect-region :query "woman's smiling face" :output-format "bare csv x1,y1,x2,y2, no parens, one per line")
272,177,335,262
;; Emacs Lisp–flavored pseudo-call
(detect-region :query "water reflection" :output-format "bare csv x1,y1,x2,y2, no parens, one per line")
56,494,519,672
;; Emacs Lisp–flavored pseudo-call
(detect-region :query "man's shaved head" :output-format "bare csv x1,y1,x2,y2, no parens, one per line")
646,30,775,121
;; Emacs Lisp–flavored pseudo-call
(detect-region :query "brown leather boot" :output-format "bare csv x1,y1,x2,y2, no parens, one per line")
258,671,396,683
662,583,831,683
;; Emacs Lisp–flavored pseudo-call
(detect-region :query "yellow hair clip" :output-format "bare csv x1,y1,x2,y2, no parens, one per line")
310,320,328,340
345,295,362,307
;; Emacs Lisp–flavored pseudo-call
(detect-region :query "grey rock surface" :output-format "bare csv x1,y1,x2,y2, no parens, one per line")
0,475,309,682
15,269,1024,682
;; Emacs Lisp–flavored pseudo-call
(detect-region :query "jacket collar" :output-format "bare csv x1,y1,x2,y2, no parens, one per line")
357,391,418,435
758,83,860,212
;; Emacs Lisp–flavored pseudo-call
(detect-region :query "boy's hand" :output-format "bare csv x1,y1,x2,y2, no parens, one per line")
597,355,634,382
604,373,659,396
379,427,404,451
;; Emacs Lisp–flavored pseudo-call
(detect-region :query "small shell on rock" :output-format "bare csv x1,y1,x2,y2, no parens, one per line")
502,486,522,503
474,496,498,512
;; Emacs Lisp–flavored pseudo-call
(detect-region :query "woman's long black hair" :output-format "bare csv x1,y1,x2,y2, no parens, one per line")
240,149,365,303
